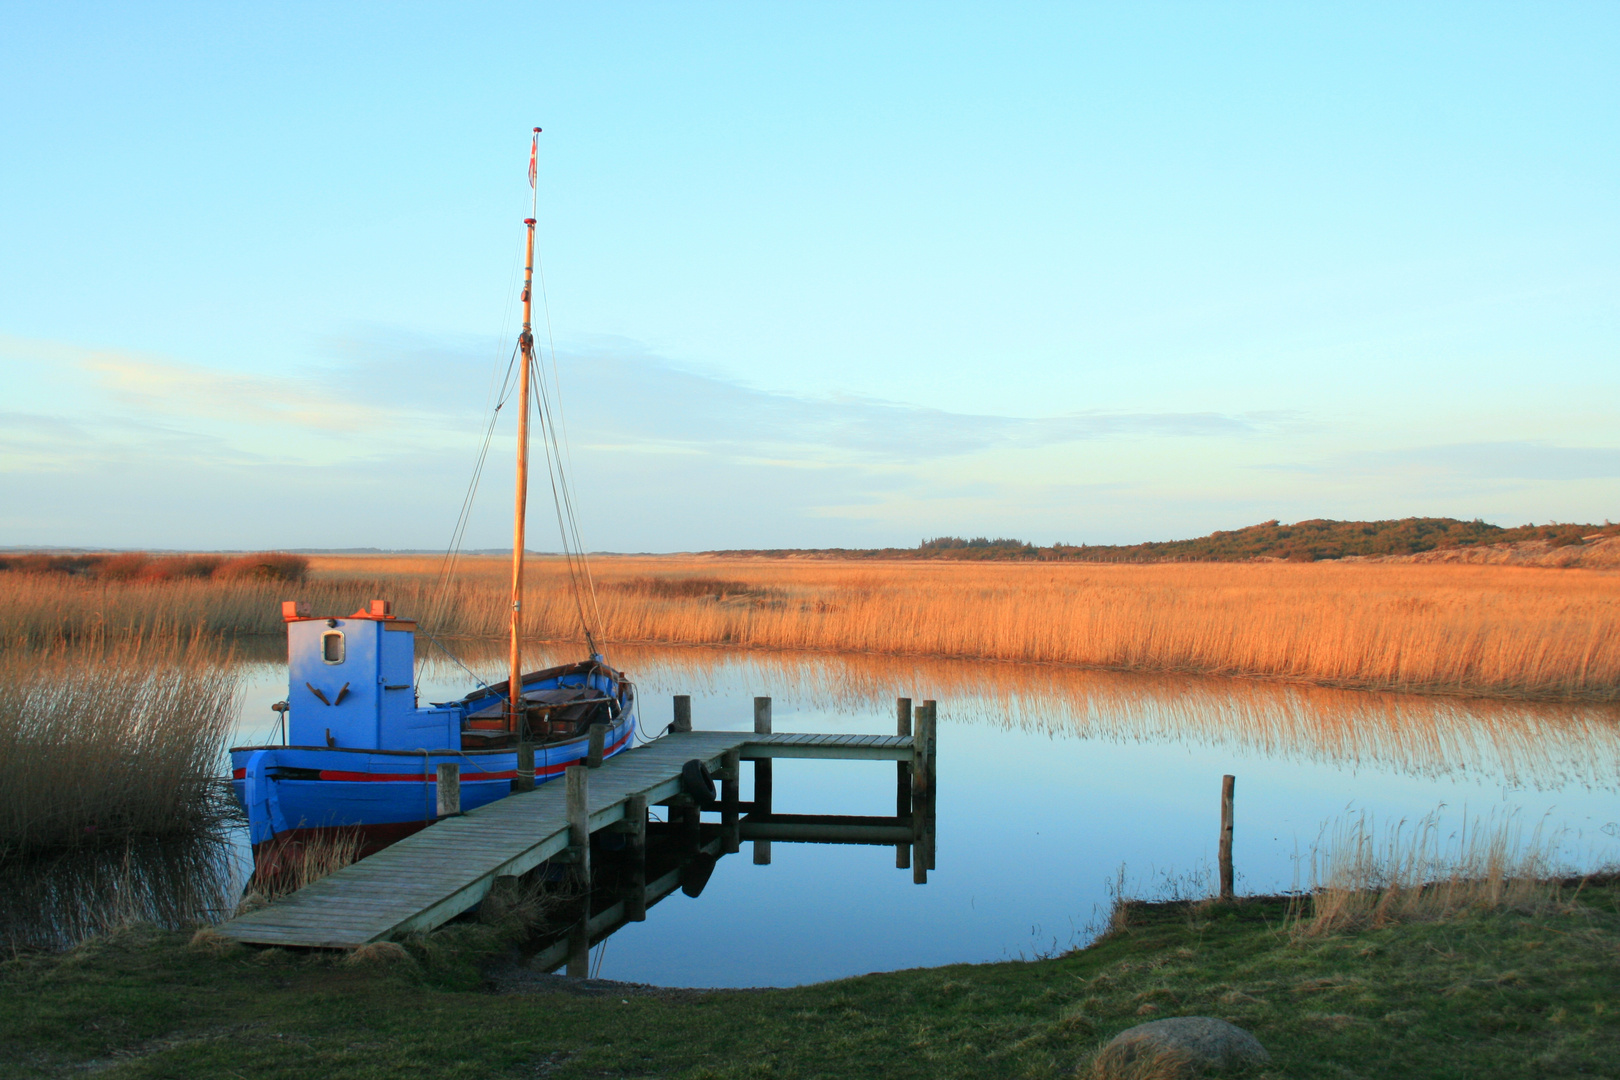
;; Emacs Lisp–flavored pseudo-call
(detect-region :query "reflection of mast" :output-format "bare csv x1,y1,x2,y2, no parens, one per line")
508,127,541,733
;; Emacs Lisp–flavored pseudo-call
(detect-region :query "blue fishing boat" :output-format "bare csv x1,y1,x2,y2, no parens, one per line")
231,128,635,872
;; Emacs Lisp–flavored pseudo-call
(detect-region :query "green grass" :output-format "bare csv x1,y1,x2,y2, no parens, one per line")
3,883,1618,1079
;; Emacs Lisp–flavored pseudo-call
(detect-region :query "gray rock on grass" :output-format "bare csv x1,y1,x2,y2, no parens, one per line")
1091,1016,1270,1079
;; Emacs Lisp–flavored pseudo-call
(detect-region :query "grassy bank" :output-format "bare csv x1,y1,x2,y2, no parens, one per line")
7,554,1620,701
2,878,1615,1079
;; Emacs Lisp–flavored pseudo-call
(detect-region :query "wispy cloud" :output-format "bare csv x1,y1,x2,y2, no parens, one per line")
530,341,1280,464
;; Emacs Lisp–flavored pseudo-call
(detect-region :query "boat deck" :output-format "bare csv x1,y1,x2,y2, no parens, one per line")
213,730,919,948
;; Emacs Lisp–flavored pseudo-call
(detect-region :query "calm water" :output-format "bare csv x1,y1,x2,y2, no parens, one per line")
231,643,1620,987
10,643,1618,982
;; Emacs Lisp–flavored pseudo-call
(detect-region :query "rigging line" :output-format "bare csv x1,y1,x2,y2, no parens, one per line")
529,336,598,648
530,354,597,654
531,350,599,653
419,345,522,675
428,345,518,613
420,629,494,693
532,227,606,640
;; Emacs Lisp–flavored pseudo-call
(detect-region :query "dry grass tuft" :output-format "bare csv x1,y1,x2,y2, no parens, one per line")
1293,811,1583,935
0,633,240,857
1089,1041,1203,1080
187,927,245,957
342,940,415,969
477,874,563,929
242,829,364,907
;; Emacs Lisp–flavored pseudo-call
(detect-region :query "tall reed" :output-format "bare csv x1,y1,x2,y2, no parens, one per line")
0,835,240,951
0,633,240,858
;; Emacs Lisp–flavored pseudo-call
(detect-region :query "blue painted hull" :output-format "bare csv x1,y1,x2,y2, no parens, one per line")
231,659,638,861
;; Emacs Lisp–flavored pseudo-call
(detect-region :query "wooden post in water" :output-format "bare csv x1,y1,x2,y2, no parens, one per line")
587,722,607,768
721,748,741,854
895,697,912,870
922,700,937,870
753,696,772,866
566,765,591,890
625,793,647,922
514,741,535,793
1219,774,1235,901
672,695,692,733
435,763,460,818
912,703,929,884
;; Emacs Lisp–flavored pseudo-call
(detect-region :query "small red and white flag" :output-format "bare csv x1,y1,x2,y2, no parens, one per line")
528,131,539,188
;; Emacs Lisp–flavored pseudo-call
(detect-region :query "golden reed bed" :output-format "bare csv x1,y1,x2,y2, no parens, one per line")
4,555,1618,701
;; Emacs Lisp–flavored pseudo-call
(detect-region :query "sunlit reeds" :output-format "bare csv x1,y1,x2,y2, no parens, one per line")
0,633,241,857
475,641,1620,790
4,554,1618,700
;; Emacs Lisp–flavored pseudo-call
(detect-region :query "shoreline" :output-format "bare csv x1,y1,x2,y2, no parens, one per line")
4,880,1615,1077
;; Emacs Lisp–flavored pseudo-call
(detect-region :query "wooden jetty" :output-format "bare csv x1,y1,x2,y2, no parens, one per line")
215,697,937,950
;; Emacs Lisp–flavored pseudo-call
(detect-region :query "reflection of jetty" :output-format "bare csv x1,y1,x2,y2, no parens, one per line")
215,697,937,953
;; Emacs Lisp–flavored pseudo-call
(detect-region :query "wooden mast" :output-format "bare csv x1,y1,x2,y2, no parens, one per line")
509,128,541,734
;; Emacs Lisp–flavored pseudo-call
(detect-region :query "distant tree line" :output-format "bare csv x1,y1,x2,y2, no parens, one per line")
708,517,1619,563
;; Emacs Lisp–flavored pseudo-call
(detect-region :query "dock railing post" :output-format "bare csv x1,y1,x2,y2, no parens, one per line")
895,697,912,870
514,741,535,793
1219,774,1235,900
672,695,692,733
566,764,591,891
721,748,741,854
625,793,647,922
587,721,608,768
435,763,460,818
753,696,772,866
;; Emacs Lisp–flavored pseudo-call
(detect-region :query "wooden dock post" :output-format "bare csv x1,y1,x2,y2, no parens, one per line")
672,695,692,733
624,793,647,922
909,701,937,881
720,748,741,854
895,697,912,870
514,741,535,792
1219,774,1235,900
922,700,936,870
587,721,608,768
566,765,591,890
753,696,772,866
435,763,460,818
912,703,936,799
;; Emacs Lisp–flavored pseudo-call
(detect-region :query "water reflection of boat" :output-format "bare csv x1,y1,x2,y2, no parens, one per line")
230,130,634,868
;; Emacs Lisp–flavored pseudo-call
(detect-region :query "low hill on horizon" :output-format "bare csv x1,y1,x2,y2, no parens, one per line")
708,517,1620,564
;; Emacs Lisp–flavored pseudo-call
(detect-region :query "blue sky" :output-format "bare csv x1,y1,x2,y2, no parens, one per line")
2,3,1616,551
